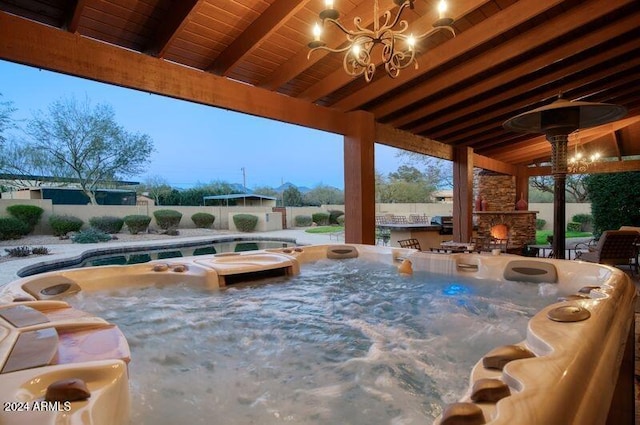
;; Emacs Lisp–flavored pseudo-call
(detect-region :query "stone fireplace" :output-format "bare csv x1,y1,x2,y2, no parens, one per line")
473,171,537,250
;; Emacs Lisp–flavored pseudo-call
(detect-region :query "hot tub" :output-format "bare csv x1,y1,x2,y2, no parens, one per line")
0,244,635,425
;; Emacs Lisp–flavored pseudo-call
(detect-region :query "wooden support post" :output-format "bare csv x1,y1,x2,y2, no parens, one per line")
453,146,474,243
344,111,376,245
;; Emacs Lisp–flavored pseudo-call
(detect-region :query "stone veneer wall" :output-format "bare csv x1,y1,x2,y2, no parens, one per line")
476,171,516,212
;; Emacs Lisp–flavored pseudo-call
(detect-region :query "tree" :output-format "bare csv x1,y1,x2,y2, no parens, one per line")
304,184,344,206
585,172,640,234
0,94,17,146
395,151,453,188
283,186,303,207
24,96,154,204
252,186,279,198
388,165,424,183
139,175,173,205
530,174,588,202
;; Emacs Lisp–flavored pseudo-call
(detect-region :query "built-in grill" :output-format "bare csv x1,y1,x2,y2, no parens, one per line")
431,216,453,235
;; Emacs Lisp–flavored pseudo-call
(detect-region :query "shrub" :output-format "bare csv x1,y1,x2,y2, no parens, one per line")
123,215,152,234
31,246,50,255
567,221,581,232
71,228,112,244
89,216,124,234
535,218,546,230
571,213,593,232
328,209,344,225
6,204,44,233
336,214,345,226
233,214,258,232
153,209,183,230
5,246,31,257
294,215,312,227
0,217,30,240
312,212,330,226
191,212,215,228
49,215,84,237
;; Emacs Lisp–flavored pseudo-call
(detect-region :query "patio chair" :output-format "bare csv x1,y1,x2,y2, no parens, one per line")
398,238,422,250
575,230,640,273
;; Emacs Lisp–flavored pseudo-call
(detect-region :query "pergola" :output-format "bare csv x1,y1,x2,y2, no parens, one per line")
1,0,638,245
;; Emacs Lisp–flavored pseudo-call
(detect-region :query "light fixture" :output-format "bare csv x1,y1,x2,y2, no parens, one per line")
308,0,455,82
503,95,626,259
567,131,601,173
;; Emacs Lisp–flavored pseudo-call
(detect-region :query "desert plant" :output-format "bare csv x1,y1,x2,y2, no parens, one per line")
535,218,546,230
294,215,313,227
123,215,152,234
6,204,44,233
49,215,84,237
233,214,258,232
5,246,31,257
31,246,50,255
191,212,215,228
89,216,124,234
71,227,112,244
312,212,330,226
328,209,344,224
153,209,183,230
336,214,345,226
0,217,30,240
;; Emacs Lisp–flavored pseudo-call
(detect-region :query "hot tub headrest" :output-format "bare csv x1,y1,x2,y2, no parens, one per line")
326,245,359,259
503,260,558,283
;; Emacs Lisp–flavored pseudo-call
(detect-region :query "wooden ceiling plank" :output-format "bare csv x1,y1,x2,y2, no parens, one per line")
258,0,398,91
332,0,571,112
147,0,202,57
301,0,491,103
433,63,640,144
389,15,640,129
0,11,348,136
375,123,453,160
66,0,88,33
207,0,311,76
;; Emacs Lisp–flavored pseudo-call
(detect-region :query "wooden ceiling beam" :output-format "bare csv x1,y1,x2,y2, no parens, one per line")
472,154,518,175
437,69,640,145
65,0,87,33
207,0,310,76
146,0,202,58
258,0,398,91
527,159,640,176
375,123,453,160
613,130,623,159
393,14,640,130
298,0,487,102
332,0,569,112
0,11,348,136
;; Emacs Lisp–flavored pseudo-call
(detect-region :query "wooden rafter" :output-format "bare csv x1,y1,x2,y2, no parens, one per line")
146,0,202,58
207,0,311,76
65,0,87,33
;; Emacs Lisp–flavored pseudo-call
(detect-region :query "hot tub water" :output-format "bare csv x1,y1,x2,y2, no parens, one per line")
66,259,557,425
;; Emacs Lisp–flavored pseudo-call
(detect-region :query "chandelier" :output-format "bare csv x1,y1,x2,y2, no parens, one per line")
308,0,455,82
568,132,601,173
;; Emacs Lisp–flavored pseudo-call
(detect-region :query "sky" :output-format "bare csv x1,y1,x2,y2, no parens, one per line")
0,60,409,190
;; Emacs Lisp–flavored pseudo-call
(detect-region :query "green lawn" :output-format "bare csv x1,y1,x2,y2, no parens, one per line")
305,225,344,234
535,230,593,244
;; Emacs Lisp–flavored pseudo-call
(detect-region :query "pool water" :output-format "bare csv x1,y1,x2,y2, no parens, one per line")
66,259,558,425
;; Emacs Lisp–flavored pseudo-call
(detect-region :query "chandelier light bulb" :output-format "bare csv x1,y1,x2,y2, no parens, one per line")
438,0,447,18
352,44,361,55
324,0,334,9
407,34,416,49
313,23,322,41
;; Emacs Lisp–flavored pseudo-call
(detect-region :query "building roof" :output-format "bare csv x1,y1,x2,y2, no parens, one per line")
203,194,277,201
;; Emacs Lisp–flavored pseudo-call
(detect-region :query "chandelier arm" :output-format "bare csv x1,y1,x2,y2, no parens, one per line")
325,18,373,38
307,44,355,59
381,3,411,33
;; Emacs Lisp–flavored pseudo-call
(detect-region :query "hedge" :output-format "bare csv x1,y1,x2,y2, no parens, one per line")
328,209,344,225
123,215,152,234
294,215,312,227
312,212,330,226
535,218,546,230
153,209,182,230
567,221,582,232
233,214,258,232
49,215,84,237
71,228,112,244
336,214,345,226
191,212,215,228
0,217,30,240
89,216,124,234
6,204,44,233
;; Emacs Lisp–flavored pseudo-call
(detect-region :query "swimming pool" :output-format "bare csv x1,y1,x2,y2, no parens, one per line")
0,245,635,425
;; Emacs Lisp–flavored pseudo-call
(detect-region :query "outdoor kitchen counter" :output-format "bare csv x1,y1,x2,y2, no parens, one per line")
377,224,453,250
